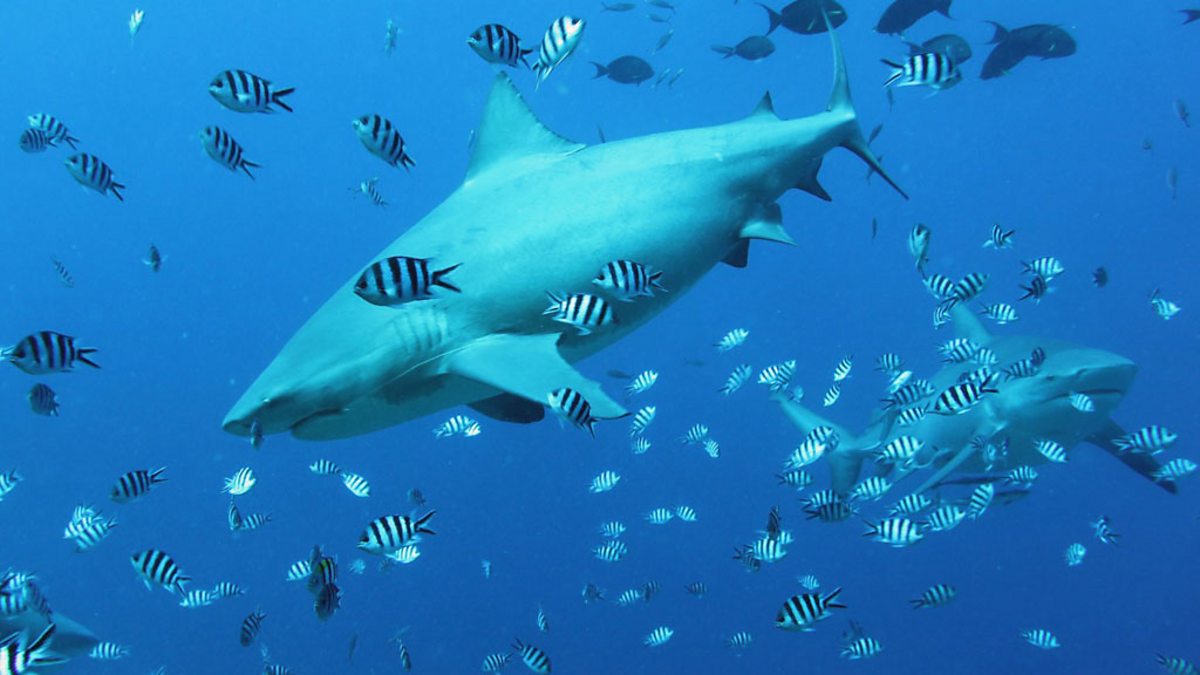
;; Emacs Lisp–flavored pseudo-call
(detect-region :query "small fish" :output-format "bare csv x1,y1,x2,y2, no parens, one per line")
910,584,956,608
1113,425,1177,454
27,113,79,148
1157,655,1199,675
895,406,926,426
240,609,266,647
715,328,749,352
1153,458,1197,483
980,303,1018,325
797,574,820,591
65,153,125,200
594,260,665,300
532,16,586,88
876,353,904,375
236,511,272,531
200,126,260,179
355,257,461,306
645,507,674,525
851,476,893,501
467,24,532,68
27,383,60,416
930,379,997,415
1019,275,1049,303
131,549,190,594
513,639,551,674
1022,629,1060,650
352,114,415,169
110,468,167,503
602,2,636,11
599,521,626,538
888,493,933,516
482,653,512,672
222,467,256,496
1034,439,1069,463
871,217,878,240
18,128,55,153
350,177,388,207
341,472,372,497
924,273,956,300
385,545,422,565
1176,98,1191,126
1005,465,1039,486
725,631,753,649
626,370,658,396
908,224,931,273
1023,257,1065,281
877,436,923,465
883,53,961,89
408,488,426,506
967,483,995,519
644,626,674,647
685,582,707,597
433,414,481,439
842,636,884,660
1092,266,1108,288
309,459,342,475
758,360,796,392
589,470,621,493
711,36,776,61
547,387,598,436
144,244,163,272
776,469,813,490
383,19,398,55
674,505,697,522
129,9,145,38
1150,289,1182,320
358,512,436,554
832,355,853,382
950,273,989,304
786,438,826,469
775,588,845,632
654,29,674,53
285,560,312,582
863,518,923,547
89,642,131,660
720,364,752,396
1092,515,1120,545
349,559,367,575
179,589,215,608
1064,542,1086,567
536,605,550,633
594,540,628,562
544,292,617,335
982,223,1015,250
822,384,841,407
630,406,656,436
211,581,244,598
209,70,295,113
925,505,965,532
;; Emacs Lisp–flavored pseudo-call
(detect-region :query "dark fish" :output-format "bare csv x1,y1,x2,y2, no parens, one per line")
1181,9,1200,24
648,0,676,10
712,35,775,61
981,23,1076,80
654,29,674,53
868,124,883,145
50,258,74,288
1092,266,1108,288
347,632,358,662
240,609,266,646
407,488,426,506
647,12,672,23
871,217,878,240
144,244,163,272
27,383,59,416
591,55,654,84
596,125,606,143
314,582,341,620
1175,99,1190,128
760,0,848,35
875,0,952,36
602,2,636,10
905,33,972,64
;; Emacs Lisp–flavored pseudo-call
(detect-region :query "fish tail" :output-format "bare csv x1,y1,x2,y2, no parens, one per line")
986,21,1009,44
240,160,260,180
756,3,782,34
709,45,734,59
590,62,608,79
432,263,462,293
151,467,168,483
272,87,295,112
64,135,79,149
881,60,905,87
543,291,564,315
414,510,437,535
110,182,126,202
77,348,101,369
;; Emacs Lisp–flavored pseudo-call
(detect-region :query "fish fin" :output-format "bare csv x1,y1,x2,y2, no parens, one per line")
109,183,125,202
738,203,795,245
590,62,608,78
465,73,584,182
947,302,991,345
444,333,628,419
795,157,832,201
750,91,779,119
468,393,547,424
757,3,782,34
721,240,750,268
936,0,952,17
1087,419,1177,494
710,45,735,58
986,21,1009,44
824,19,908,199
911,444,978,494
271,87,295,112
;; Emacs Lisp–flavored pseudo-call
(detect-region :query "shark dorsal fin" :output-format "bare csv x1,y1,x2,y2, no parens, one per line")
750,91,779,119
949,303,992,344
465,73,584,182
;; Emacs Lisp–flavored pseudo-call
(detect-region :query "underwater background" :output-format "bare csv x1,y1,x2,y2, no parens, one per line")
0,0,1197,672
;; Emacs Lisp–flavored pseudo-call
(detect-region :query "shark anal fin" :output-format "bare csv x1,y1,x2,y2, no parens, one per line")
795,158,832,202
721,240,750,268
468,393,546,424
739,203,796,245
465,73,585,182
1087,420,1177,494
445,333,628,419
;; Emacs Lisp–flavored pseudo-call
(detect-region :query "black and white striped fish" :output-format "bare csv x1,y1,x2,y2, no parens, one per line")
50,258,74,288
358,512,436,554
28,113,79,148
950,273,989,303
0,623,60,671
924,505,965,531
851,476,892,501
351,177,388,207
776,468,813,490
1153,458,1197,482
884,380,935,409
240,609,266,646
110,468,167,503
875,353,903,375
2,331,99,374
908,223,931,273
644,626,674,647
589,470,620,493
352,114,415,169
209,70,295,113
599,521,626,538
285,560,312,582
309,459,341,475
1150,288,1182,320
545,292,616,335
547,387,598,436
888,492,932,516
967,483,994,519
775,588,845,632
236,512,272,531
18,128,55,153
685,582,707,597
481,653,512,672
715,328,749,352
1023,257,1065,281
433,414,481,439
882,52,961,89
222,467,256,495
201,126,260,179
1005,465,1038,486
982,223,1015,250
929,379,996,415
211,581,244,599
725,631,753,649
131,549,190,594
629,405,656,436
1069,392,1095,413
980,303,1018,325
88,642,130,660
895,406,926,426
227,500,242,531
910,583,956,608
1113,425,1177,454
355,257,462,306
877,436,923,465
626,370,658,395
513,639,551,674
64,510,116,551
832,355,853,382
842,636,883,660
467,24,533,68
932,302,953,329
1019,274,1048,303
179,589,215,608
720,364,752,396
758,360,796,392
924,273,956,300
593,540,628,562
536,605,550,633
645,507,674,525
1022,628,1060,649
27,383,59,416
65,153,124,200
1156,655,1198,675
532,16,586,88
939,338,978,362
593,260,665,301
863,518,923,547
1092,515,1120,545
1035,439,1068,463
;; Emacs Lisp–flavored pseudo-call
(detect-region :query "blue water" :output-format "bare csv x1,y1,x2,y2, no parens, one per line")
1,1,1197,673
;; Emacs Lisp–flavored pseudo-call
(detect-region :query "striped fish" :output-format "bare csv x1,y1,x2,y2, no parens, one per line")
222,467,256,495
1153,458,1197,482
798,574,820,591
131,549,190,594
1157,655,1199,675
467,24,532,68
1150,289,1182,320
786,437,826,468
65,512,116,551
208,70,294,113
883,52,961,89
0,623,59,671
910,583,956,608
888,492,932,516
950,273,989,303
875,352,903,375
725,631,753,649
1069,392,1095,413
433,414,481,439
930,379,996,415
850,476,892,501
776,469,813,490
89,642,130,660
630,435,649,452
629,406,656,436
240,609,266,646
237,512,272,531
227,499,242,530
822,383,841,407
895,406,927,426
532,16,586,88
645,507,674,525
50,258,74,288
1023,257,1065,281
674,505,697,522
924,273,956,300
1113,425,1177,454
18,128,55,153
644,626,674,647
967,483,995,519
1019,274,1048,303
547,387,598,436
179,589,215,608
2,331,99,374
877,436,923,465
939,338,979,362
352,114,415,169
351,177,388,207
27,383,59,416
982,223,1015,250
309,459,341,475
1092,515,1120,545
211,582,244,598
720,364,752,396
593,540,627,562
384,546,421,565
544,292,616,335
980,303,1018,325
200,126,260,179
925,505,965,531
285,560,312,582
626,370,658,396
685,582,707,597
481,653,512,672
1022,628,1060,649
110,468,167,503
513,639,551,674
908,224,930,273
1064,542,1086,566
599,521,626,538
341,472,371,497
889,379,935,405
589,470,620,493
932,302,953,329
842,636,883,660
65,153,125,200
358,512,436,554
775,588,845,632
593,260,665,301
832,355,853,382
715,328,749,352
758,360,796,392
355,256,462,306
1035,439,1069,463
863,518,923,547
1005,465,1038,486
28,113,80,148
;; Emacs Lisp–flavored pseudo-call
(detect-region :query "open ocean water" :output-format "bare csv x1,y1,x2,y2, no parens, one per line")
1,1,1197,673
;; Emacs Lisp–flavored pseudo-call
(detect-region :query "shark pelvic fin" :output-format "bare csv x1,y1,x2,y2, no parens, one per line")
465,73,585,182
911,443,979,495
949,303,992,345
468,393,546,424
1087,419,1177,494
822,13,909,200
738,203,795,245
445,333,628,420
750,91,780,119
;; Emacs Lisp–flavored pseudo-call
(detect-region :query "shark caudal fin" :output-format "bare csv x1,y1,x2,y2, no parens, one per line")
773,392,866,494
823,14,908,200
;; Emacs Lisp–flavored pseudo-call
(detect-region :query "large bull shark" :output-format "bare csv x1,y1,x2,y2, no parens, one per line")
223,27,903,441
774,303,1177,496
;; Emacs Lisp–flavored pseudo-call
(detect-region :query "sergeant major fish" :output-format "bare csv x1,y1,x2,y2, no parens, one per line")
467,24,532,68
65,153,125,201
209,70,295,113
532,16,586,88
201,126,260,179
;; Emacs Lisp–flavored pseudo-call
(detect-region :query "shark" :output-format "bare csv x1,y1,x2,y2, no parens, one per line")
2,609,101,661
774,303,1177,496
222,26,904,442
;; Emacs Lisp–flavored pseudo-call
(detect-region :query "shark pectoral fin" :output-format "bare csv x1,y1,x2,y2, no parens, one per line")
1087,419,1177,494
465,73,585,182
721,240,750,268
911,444,978,495
445,334,628,419
739,203,796,245
468,393,546,424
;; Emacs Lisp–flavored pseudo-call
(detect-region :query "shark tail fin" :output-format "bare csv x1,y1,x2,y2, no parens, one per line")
823,14,909,200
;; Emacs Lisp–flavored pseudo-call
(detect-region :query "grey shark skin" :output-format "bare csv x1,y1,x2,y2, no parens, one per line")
3,610,100,661
774,304,1176,495
223,26,902,441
